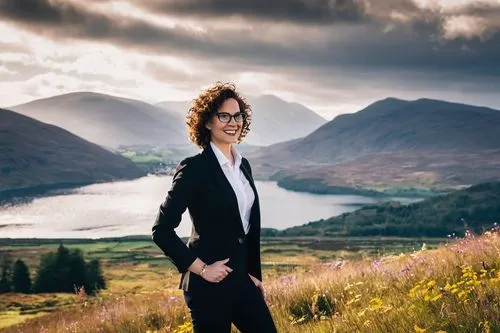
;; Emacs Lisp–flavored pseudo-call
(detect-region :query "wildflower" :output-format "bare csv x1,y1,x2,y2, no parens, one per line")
290,315,307,325
174,321,193,333
369,297,383,310
414,324,426,332
479,320,491,333
281,275,299,286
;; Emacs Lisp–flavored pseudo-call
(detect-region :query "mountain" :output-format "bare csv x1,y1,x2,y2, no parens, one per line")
156,94,327,146
271,182,500,237
250,98,500,164
0,108,146,200
248,98,500,193
10,92,187,149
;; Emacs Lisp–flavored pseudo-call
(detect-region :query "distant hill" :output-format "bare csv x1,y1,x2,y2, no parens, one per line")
0,108,146,200
271,182,500,237
249,98,500,194
157,94,327,146
250,98,500,164
10,92,187,149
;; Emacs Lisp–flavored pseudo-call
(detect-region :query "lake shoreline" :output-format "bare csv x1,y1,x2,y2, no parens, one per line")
0,175,424,239
276,177,450,198
0,176,435,208
0,182,97,206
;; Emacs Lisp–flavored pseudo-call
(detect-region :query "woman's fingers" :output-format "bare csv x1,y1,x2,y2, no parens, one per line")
215,258,230,265
202,259,234,283
215,259,233,272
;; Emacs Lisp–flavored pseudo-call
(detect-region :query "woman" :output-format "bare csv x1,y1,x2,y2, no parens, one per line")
152,82,277,332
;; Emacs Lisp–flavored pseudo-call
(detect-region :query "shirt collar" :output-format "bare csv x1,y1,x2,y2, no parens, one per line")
210,141,242,168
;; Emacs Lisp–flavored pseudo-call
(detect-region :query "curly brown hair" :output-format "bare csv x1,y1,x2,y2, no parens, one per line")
186,82,252,148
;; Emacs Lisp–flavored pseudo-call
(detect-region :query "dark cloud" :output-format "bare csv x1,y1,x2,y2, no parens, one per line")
0,0,216,56
453,1,500,17
130,0,367,24
0,0,86,25
0,0,499,91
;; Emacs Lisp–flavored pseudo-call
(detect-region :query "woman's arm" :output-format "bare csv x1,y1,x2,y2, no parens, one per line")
152,158,198,273
242,158,263,282
152,157,234,282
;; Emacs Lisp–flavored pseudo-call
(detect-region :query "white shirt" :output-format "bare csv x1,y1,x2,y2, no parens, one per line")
210,142,255,235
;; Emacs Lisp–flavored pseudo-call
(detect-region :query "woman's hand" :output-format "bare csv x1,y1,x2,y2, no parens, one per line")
249,274,265,296
201,258,233,283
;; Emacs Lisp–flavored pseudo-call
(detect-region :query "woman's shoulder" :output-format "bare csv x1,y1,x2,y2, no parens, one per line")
176,151,204,172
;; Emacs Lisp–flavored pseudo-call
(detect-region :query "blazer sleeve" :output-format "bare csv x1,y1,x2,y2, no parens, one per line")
242,158,263,281
152,157,198,273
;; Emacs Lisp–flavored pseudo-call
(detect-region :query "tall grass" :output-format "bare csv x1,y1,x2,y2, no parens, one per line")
266,229,500,332
4,229,500,332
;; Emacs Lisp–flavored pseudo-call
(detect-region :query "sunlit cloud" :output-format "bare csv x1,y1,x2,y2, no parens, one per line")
0,0,498,117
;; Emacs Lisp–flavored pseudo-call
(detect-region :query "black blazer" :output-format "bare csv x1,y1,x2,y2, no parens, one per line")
152,144,262,292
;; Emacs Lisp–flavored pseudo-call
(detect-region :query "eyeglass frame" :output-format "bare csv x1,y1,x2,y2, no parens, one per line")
215,112,247,123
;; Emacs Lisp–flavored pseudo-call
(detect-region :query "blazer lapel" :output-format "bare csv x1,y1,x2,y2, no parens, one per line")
240,159,260,231
202,145,245,236
240,161,259,207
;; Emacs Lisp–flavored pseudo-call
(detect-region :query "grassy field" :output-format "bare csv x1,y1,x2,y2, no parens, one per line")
2,234,498,332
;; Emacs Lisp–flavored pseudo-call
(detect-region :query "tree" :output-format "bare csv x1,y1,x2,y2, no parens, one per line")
85,259,106,295
0,255,13,293
33,252,58,293
12,259,31,293
34,244,106,294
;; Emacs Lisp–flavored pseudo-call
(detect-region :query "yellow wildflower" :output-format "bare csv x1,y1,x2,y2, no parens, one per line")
414,324,426,332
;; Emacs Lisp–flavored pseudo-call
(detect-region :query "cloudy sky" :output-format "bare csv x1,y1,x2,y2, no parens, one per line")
1,0,499,119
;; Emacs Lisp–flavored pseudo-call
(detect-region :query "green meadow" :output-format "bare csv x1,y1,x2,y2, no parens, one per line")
1,234,499,332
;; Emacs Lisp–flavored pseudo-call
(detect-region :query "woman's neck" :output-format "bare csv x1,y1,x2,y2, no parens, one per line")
212,141,234,164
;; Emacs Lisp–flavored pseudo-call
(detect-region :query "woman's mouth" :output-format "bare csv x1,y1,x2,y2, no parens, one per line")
224,129,237,135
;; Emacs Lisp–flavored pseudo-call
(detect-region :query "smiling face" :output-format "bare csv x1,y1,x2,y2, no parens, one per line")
206,98,244,146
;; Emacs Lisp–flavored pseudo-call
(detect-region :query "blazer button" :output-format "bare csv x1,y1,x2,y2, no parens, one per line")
237,237,244,244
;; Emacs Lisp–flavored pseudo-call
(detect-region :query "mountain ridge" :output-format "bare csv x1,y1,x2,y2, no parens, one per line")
157,94,327,146
10,92,187,149
0,108,146,201
248,97,500,193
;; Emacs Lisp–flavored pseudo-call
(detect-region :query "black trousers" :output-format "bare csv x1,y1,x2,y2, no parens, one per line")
183,273,277,332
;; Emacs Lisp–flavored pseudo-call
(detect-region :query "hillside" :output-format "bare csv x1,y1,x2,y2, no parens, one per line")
249,98,500,192
275,182,500,237
0,108,146,200
157,94,327,146
10,92,187,149
251,97,500,165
